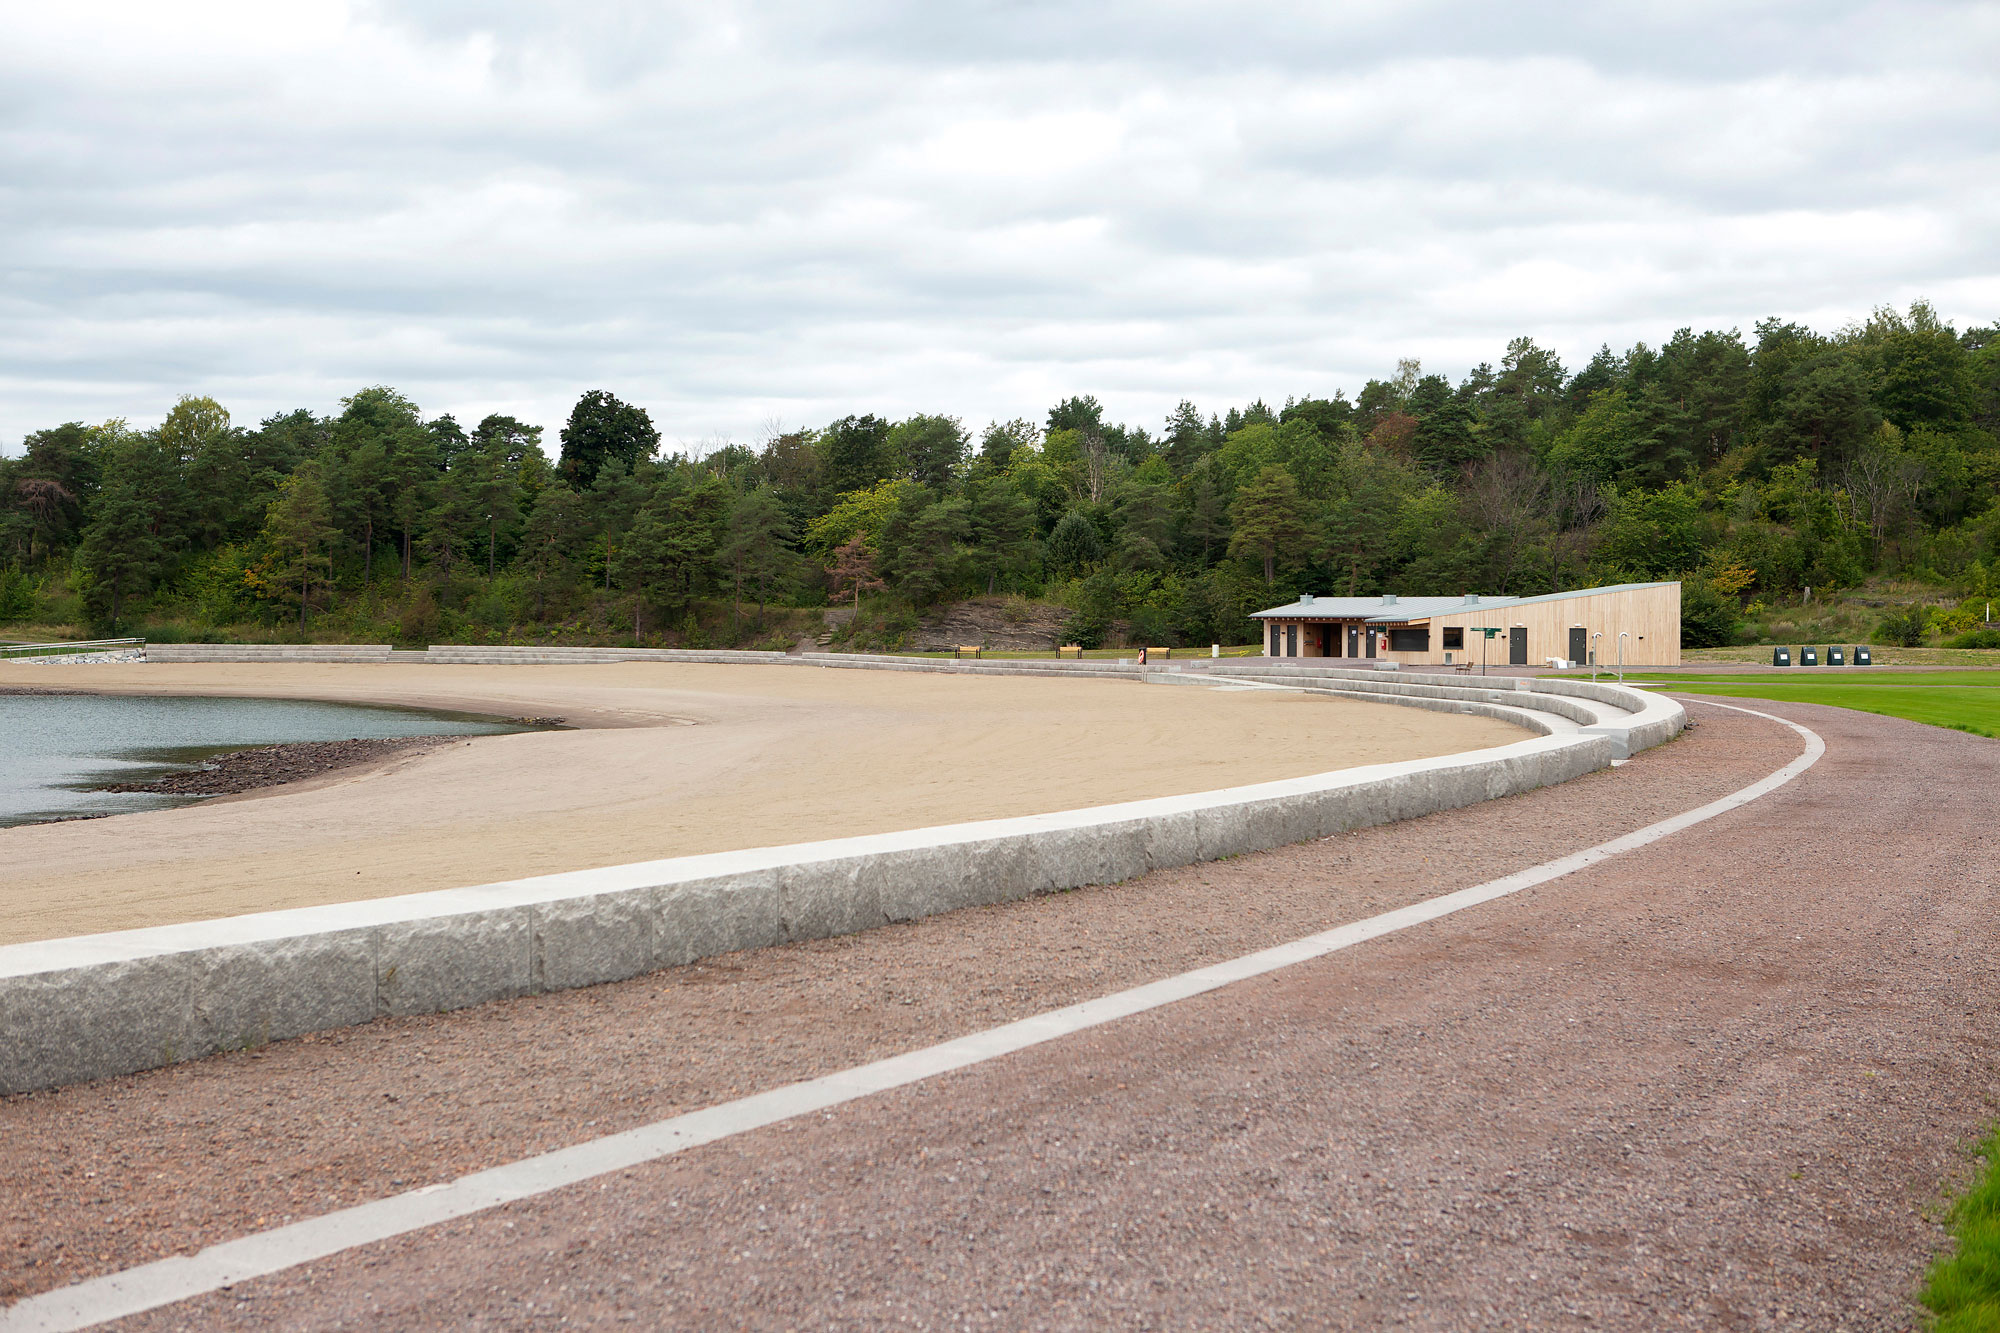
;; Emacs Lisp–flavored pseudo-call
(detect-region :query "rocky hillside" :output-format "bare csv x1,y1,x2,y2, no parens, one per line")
911,597,1069,651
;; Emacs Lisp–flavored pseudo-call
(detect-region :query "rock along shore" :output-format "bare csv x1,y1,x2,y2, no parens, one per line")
96,735,459,798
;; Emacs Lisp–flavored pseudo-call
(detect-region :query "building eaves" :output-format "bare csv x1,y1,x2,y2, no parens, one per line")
1251,595,1518,622
1251,580,1677,623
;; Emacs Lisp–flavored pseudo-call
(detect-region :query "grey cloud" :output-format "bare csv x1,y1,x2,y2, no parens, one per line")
1,0,1996,455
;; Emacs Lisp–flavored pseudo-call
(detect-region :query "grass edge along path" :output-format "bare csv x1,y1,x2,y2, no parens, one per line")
1922,1125,2000,1333
1634,681,2000,739
1622,672,2000,687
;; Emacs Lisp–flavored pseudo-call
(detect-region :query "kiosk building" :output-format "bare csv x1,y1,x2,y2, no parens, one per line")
1251,581,1681,668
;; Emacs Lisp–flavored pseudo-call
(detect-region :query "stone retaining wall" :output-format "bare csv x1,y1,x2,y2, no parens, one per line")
0,652,1682,1095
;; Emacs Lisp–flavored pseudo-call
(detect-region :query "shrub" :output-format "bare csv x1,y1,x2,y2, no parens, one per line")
1126,605,1175,647
1060,609,1108,649
1947,627,2000,649
0,568,38,622
1680,578,1740,649
1873,605,1930,647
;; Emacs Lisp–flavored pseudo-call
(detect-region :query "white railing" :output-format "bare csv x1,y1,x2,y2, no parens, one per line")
0,637,146,660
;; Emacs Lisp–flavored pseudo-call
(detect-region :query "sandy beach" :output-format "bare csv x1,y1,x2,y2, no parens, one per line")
0,661,1527,944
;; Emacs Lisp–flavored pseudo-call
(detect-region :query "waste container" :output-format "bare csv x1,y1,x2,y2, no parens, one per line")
1773,647,1791,666
1855,645,1872,665
1828,646,1845,665
1802,647,1819,666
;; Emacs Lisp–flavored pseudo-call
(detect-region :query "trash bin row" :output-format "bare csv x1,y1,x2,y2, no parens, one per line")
1771,646,1871,666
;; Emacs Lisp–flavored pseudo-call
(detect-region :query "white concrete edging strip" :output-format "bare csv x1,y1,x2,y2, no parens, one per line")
0,699,1811,1333
0,675,1678,1096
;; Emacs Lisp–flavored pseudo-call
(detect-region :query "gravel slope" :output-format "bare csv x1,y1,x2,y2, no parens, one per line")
3,699,1993,1329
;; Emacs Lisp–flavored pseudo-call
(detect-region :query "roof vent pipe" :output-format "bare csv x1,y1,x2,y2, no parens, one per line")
1464,593,1479,605
1382,593,1397,606
1301,593,1314,604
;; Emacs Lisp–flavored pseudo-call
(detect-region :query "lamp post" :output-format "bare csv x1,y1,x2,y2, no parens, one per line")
1472,626,1502,676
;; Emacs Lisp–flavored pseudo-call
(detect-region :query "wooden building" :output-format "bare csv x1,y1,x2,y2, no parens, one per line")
1251,581,1682,668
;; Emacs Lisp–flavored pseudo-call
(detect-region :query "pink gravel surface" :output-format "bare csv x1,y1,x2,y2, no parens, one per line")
6,698,1998,1329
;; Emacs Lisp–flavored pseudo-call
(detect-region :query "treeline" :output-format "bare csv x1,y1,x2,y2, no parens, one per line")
1,301,1996,649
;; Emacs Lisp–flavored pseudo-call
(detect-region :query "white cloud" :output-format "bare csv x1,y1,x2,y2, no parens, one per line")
0,0,1995,455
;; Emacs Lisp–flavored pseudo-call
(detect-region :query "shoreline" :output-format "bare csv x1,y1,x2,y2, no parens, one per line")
7,687,567,825
92,735,463,801
0,661,1529,944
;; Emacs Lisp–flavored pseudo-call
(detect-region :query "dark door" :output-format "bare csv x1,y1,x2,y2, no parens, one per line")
1365,628,1376,659
1568,627,1586,662
1508,626,1528,665
1347,627,1359,657
1320,625,1334,657
1286,626,1297,657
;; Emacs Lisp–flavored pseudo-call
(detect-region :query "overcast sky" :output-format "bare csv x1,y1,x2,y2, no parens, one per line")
2,0,1996,456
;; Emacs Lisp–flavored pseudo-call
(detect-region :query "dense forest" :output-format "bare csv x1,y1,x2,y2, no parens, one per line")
2,301,1996,651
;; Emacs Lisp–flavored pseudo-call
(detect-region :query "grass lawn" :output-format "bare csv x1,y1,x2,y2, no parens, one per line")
1686,645,2000,668
1922,1127,2000,1333
1625,672,2000,687
1622,678,2000,738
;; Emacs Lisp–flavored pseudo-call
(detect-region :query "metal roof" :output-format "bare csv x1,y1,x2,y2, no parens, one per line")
1250,581,1677,624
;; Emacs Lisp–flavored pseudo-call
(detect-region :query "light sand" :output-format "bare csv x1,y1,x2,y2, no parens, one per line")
0,662,1527,944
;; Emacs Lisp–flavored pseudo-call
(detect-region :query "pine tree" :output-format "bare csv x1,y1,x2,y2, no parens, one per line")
260,463,337,629
1227,465,1313,584
714,486,795,632
75,475,160,630
1045,511,1105,579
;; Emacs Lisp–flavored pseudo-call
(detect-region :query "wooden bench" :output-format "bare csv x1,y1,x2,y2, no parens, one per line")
952,645,982,659
1145,646,1171,660
1056,644,1083,659
1453,662,1473,674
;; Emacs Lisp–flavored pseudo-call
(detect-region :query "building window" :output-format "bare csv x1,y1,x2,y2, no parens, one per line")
1388,627,1429,652
1442,627,1464,650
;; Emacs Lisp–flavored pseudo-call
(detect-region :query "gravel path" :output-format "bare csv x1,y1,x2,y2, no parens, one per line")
4,698,1995,1329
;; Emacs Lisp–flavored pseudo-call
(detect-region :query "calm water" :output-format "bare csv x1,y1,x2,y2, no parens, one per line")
0,693,527,826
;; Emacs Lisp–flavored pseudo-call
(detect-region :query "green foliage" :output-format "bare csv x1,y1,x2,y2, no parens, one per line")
819,414,894,497
558,389,659,490
1227,464,1313,585
1595,482,1706,579
1045,510,1105,580
253,461,338,628
1058,567,1119,648
1679,576,1740,649
0,566,40,621
1946,627,2000,649
715,486,798,626
1545,387,1642,485
888,414,968,492
1874,605,1931,647
73,455,163,630
805,478,910,555
6,298,1994,652
1921,1126,2000,1333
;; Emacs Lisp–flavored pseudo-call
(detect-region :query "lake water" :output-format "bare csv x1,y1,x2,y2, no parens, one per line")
0,693,527,826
